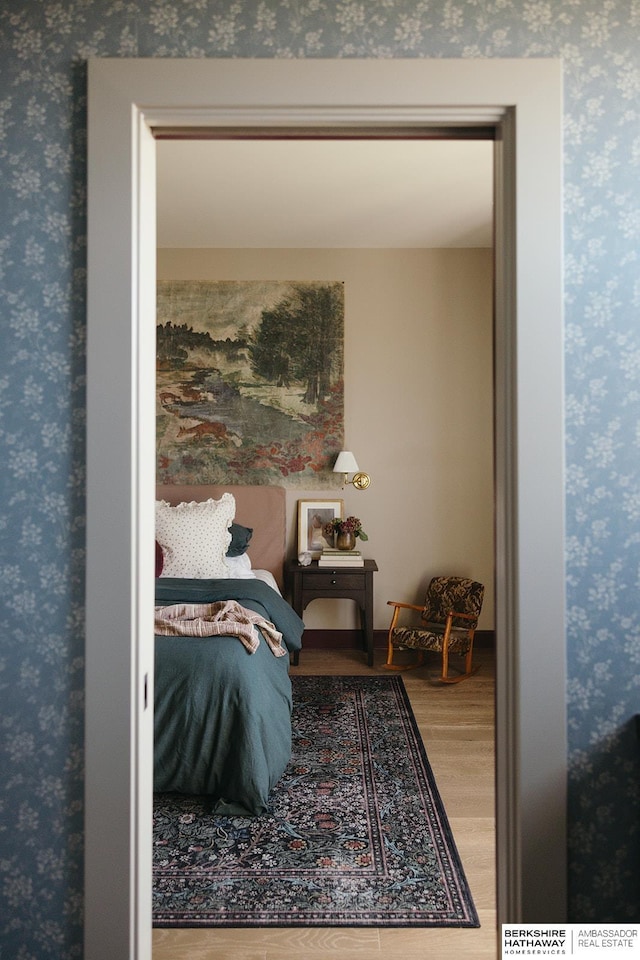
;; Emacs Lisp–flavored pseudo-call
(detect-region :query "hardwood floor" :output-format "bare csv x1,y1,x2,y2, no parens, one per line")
153,646,496,960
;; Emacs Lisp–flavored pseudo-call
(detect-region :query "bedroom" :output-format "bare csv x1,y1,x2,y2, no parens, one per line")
155,136,496,639
152,135,496,955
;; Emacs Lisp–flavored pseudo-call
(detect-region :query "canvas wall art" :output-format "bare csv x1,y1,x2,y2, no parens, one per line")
156,280,344,487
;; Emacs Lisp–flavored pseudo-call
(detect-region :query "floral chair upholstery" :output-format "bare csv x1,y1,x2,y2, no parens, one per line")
385,577,485,683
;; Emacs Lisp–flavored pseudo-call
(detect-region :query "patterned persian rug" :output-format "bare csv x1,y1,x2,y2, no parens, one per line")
152,675,479,928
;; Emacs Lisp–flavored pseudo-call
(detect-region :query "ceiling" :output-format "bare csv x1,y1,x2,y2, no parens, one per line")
156,139,494,249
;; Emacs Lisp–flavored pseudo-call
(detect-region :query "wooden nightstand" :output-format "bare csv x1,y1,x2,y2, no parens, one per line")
286,559,378,666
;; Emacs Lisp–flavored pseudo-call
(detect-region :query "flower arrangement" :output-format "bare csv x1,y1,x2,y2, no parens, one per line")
323,516,368,541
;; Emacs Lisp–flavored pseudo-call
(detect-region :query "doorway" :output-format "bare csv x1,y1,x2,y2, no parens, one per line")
85,58,565,960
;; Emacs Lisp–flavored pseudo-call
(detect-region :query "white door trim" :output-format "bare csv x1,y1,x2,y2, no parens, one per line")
86,58,565,959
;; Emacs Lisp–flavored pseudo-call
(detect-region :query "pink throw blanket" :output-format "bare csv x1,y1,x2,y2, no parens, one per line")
154,600,287,657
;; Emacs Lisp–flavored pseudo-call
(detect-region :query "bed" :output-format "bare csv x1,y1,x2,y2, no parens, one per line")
154,484,303,816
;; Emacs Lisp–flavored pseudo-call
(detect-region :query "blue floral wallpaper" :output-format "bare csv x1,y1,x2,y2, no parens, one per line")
1,0,639,955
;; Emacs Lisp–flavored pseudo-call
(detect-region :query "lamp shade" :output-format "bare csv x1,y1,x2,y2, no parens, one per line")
333,450,360,474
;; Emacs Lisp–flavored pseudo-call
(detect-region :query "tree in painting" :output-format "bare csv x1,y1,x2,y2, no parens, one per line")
252,284,343,404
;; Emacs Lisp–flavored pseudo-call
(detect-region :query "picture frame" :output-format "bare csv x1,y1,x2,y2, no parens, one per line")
297,499,344,558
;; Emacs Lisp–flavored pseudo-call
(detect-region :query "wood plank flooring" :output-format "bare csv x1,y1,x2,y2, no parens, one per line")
153,646,496,960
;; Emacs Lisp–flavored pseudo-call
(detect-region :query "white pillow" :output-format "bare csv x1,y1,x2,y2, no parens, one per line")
225,552,254,578
155,494,235,579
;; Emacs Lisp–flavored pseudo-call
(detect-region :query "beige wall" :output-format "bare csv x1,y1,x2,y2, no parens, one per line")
157,247,494,631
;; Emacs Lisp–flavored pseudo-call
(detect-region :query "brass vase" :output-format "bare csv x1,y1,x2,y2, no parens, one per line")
336,531,356,551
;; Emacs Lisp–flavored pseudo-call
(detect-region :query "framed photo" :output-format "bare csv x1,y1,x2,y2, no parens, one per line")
297,499,344,558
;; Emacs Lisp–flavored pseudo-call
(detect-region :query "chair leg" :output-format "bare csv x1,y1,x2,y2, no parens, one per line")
385,633,395,667
384,629,402,669
437,639,477,684
464,645,474,676
441,642,450,681
384,610,409,670
383,640,425,672
384,640,412,670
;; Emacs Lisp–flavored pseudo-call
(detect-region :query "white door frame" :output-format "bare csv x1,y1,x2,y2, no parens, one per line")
86,58,565,960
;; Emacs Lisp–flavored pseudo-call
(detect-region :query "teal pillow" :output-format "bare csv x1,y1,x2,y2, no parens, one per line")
226,522,253,557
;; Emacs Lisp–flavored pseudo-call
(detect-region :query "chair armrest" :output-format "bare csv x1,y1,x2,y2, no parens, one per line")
445,609,476,622
387,600,424,612
386,600,425,636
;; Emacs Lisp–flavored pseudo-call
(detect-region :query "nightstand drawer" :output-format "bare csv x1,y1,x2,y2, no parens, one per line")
303,572,365,591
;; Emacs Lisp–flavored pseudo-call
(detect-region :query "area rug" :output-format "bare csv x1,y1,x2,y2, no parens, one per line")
152,675,479,928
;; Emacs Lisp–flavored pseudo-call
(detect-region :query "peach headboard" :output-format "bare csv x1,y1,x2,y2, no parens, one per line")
156,484,286,589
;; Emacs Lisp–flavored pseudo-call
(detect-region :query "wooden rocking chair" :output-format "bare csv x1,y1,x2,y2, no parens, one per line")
385,576,484,683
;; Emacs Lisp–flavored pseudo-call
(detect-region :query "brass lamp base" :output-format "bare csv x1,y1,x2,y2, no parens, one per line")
351,472,371,490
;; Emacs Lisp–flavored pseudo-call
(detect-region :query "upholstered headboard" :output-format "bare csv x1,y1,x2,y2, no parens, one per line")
156,484,286,589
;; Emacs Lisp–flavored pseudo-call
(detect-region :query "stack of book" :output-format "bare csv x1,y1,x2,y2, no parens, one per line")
318,548,364,567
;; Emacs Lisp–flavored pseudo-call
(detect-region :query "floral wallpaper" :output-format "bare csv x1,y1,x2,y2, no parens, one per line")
1,0,639,955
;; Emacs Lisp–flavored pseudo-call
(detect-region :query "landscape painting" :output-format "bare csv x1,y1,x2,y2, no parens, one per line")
156,280,345,487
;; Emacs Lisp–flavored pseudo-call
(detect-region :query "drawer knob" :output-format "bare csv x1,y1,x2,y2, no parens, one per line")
331,578,337,584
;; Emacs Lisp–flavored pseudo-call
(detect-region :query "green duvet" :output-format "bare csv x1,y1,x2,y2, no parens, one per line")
154,578,304,816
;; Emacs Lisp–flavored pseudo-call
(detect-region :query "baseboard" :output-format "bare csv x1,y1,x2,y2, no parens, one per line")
300,629,495,649
475,630,495,648
299,629,375,650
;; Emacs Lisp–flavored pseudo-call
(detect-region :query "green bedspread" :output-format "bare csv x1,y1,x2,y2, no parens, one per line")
154,578,304,816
